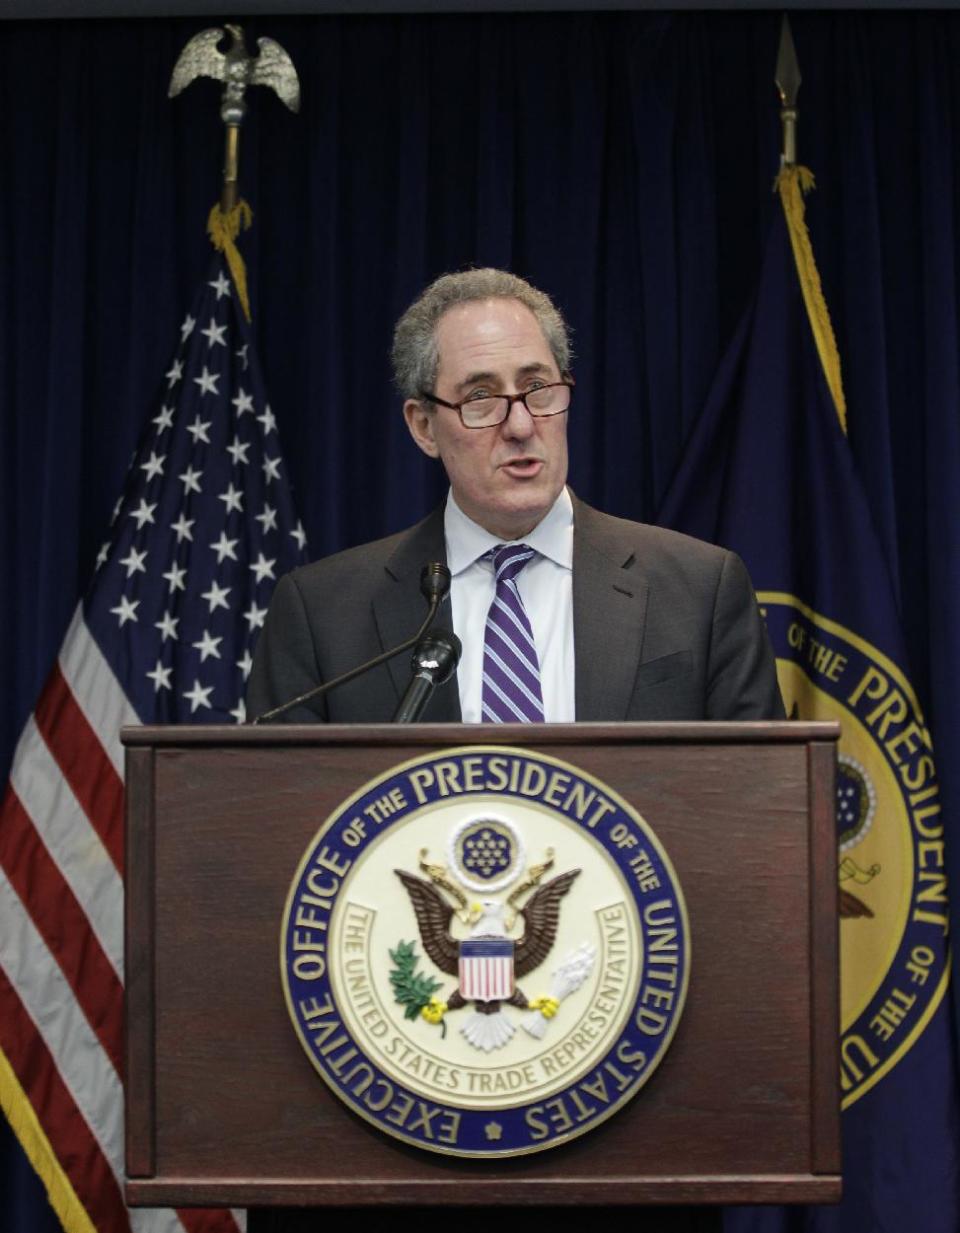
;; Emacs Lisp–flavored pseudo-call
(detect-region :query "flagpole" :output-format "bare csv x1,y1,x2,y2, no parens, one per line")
772,17,847,433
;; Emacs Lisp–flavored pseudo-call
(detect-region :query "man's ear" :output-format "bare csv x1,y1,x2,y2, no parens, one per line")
403,399,440,458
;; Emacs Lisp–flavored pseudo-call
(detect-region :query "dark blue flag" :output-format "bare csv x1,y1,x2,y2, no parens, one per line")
659,167,958,1232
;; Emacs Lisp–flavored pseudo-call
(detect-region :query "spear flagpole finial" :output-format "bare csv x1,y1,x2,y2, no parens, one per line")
775,14,801,168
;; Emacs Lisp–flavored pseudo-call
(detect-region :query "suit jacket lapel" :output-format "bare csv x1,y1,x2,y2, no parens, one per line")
373,505,462,722
572,497,649,721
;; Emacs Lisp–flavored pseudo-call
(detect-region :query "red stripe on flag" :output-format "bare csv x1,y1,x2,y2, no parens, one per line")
0,967,133,1233
33,664,124,873
0,786,124,1074
176,1208,242,1233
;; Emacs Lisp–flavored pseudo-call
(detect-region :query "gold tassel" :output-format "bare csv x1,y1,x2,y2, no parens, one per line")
774,165,848,434
0,1047,97,1233
207,199,254,322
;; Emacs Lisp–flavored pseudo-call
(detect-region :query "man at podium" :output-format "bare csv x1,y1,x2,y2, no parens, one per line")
247,269,783,724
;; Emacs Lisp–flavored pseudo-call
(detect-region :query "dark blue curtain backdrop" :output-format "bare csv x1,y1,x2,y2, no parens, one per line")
2,10,960,1230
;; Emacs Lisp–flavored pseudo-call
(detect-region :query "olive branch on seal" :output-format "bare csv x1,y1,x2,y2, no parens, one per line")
389,940,443,1030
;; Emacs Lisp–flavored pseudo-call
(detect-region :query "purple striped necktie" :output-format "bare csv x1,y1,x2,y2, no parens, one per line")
481,543,545,723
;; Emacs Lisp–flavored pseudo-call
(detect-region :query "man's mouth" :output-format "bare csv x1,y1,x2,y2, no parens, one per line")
499,457,544,478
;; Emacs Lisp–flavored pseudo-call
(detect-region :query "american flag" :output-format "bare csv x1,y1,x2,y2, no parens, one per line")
0,254,307,1233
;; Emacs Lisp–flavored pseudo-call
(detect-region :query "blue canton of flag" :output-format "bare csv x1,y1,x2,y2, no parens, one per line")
89,258,308,724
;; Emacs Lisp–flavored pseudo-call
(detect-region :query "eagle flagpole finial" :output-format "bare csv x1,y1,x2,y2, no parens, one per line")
168,24,300,212
167,25,300,319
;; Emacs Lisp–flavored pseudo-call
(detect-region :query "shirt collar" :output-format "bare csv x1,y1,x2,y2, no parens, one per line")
444,487,574,575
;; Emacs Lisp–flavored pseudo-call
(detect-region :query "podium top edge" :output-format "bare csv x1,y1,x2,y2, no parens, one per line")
121,720,840,747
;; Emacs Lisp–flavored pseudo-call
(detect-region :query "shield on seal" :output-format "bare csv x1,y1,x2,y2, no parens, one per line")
458,938,515,1002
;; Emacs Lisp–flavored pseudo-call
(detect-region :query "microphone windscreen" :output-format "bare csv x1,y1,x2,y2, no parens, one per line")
419,561,451,604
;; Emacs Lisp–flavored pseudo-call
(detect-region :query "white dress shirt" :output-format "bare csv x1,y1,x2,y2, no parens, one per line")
444,488,575,722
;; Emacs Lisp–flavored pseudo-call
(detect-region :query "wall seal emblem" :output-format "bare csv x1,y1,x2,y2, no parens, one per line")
280,745,690,1157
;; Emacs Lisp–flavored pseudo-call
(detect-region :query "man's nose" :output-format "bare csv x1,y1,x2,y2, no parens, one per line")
501,396,535,437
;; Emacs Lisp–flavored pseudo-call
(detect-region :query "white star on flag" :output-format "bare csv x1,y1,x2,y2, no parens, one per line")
162,562,187,592
229,698,247,723
171,514,196,543
153,405,175,432
166,358,184,387
291,521,307,550
183,679,214,712
186,415,212,444
209,270,231,299
256,504,278,533
179,465,203,495
140,452,166,480
95,541,110,568
227,436,251,466
244,602,268,630
146,660,173,692
237,649,254,680
258,405,277,434
154,611,180,642
192,630,223,662
236,341,249,369
258,456,282,483
232,388,254,416
201,317,228,348
110,595,139,626
129,499,157,528
201,581,231,612
219,483,243,513
210,532,239,563
180,313,196,341
249,553,277,584
193,366,220,397
119,546,148,577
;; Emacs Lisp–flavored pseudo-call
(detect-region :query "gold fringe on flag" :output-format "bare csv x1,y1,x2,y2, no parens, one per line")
0,1047,97,1233
207,199,254,322
775,165,848,435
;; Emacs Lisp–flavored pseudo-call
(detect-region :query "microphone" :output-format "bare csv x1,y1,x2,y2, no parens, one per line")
392,629,462,724
420,561,450,608
252,562,451,724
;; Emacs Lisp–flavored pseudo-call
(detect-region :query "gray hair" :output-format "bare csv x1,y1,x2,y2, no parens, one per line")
391,268,572,400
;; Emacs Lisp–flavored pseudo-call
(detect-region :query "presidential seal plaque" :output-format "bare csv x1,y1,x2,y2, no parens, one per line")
280,746,690,1158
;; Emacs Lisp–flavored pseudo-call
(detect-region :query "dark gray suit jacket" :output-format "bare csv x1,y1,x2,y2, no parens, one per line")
246,495,784,723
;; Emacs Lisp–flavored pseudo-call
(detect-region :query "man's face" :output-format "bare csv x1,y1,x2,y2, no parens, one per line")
403,297,569,540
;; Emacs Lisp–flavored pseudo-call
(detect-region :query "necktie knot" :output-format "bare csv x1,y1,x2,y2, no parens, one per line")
491,543,536,585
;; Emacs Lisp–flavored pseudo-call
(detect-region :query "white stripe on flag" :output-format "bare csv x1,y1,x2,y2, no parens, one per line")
0,871,185,1233
9,720,124,977
131,1204,187,1233
0,870,125,1177
59,605,140,777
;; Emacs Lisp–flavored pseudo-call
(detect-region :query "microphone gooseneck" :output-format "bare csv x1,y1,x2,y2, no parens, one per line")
251,560,451,724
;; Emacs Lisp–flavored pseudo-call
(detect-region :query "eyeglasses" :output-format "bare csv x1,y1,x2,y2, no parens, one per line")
418,380,574,430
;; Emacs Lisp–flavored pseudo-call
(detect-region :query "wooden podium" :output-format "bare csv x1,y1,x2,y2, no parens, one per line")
123,721,840,1207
